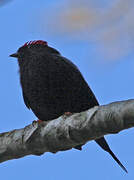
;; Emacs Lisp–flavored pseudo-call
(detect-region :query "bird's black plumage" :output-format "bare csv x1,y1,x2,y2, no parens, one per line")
10,40,127,173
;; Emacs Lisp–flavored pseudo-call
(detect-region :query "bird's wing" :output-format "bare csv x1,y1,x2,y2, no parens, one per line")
56,55,99,106
58,55,81,73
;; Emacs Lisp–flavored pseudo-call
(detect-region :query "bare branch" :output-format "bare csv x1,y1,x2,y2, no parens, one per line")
0,99,134,163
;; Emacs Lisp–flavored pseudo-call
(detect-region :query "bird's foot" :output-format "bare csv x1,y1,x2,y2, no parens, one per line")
63,112,73,119
32,119,43,126
64,112,72,116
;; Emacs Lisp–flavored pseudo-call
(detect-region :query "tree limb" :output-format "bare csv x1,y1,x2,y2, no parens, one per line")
0,99,134,163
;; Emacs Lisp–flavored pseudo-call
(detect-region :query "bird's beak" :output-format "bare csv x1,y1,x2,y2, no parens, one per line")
9,53,18,58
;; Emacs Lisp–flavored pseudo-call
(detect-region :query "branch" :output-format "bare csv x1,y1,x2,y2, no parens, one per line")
0,99,134,163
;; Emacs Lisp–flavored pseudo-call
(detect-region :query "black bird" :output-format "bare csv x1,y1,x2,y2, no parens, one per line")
10,40,127,173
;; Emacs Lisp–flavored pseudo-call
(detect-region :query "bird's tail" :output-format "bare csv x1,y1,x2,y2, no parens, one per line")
95,137,128,173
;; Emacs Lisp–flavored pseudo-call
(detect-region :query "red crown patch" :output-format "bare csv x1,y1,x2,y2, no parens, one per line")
23,40,48,47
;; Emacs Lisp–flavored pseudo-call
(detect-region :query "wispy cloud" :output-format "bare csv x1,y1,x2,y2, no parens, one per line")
35,0,134,61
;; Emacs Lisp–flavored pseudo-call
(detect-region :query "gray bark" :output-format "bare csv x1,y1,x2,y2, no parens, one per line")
0,99,134,163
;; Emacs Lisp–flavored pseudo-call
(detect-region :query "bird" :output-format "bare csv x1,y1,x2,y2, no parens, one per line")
10,40,127,173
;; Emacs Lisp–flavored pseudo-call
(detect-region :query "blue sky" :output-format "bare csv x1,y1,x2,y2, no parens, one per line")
0,0,134,179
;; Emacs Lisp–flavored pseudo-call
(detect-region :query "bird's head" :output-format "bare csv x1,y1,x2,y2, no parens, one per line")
10,40,60,69
10,40,48,59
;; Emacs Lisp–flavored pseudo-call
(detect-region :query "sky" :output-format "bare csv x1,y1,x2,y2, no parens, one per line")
0,0,134,179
